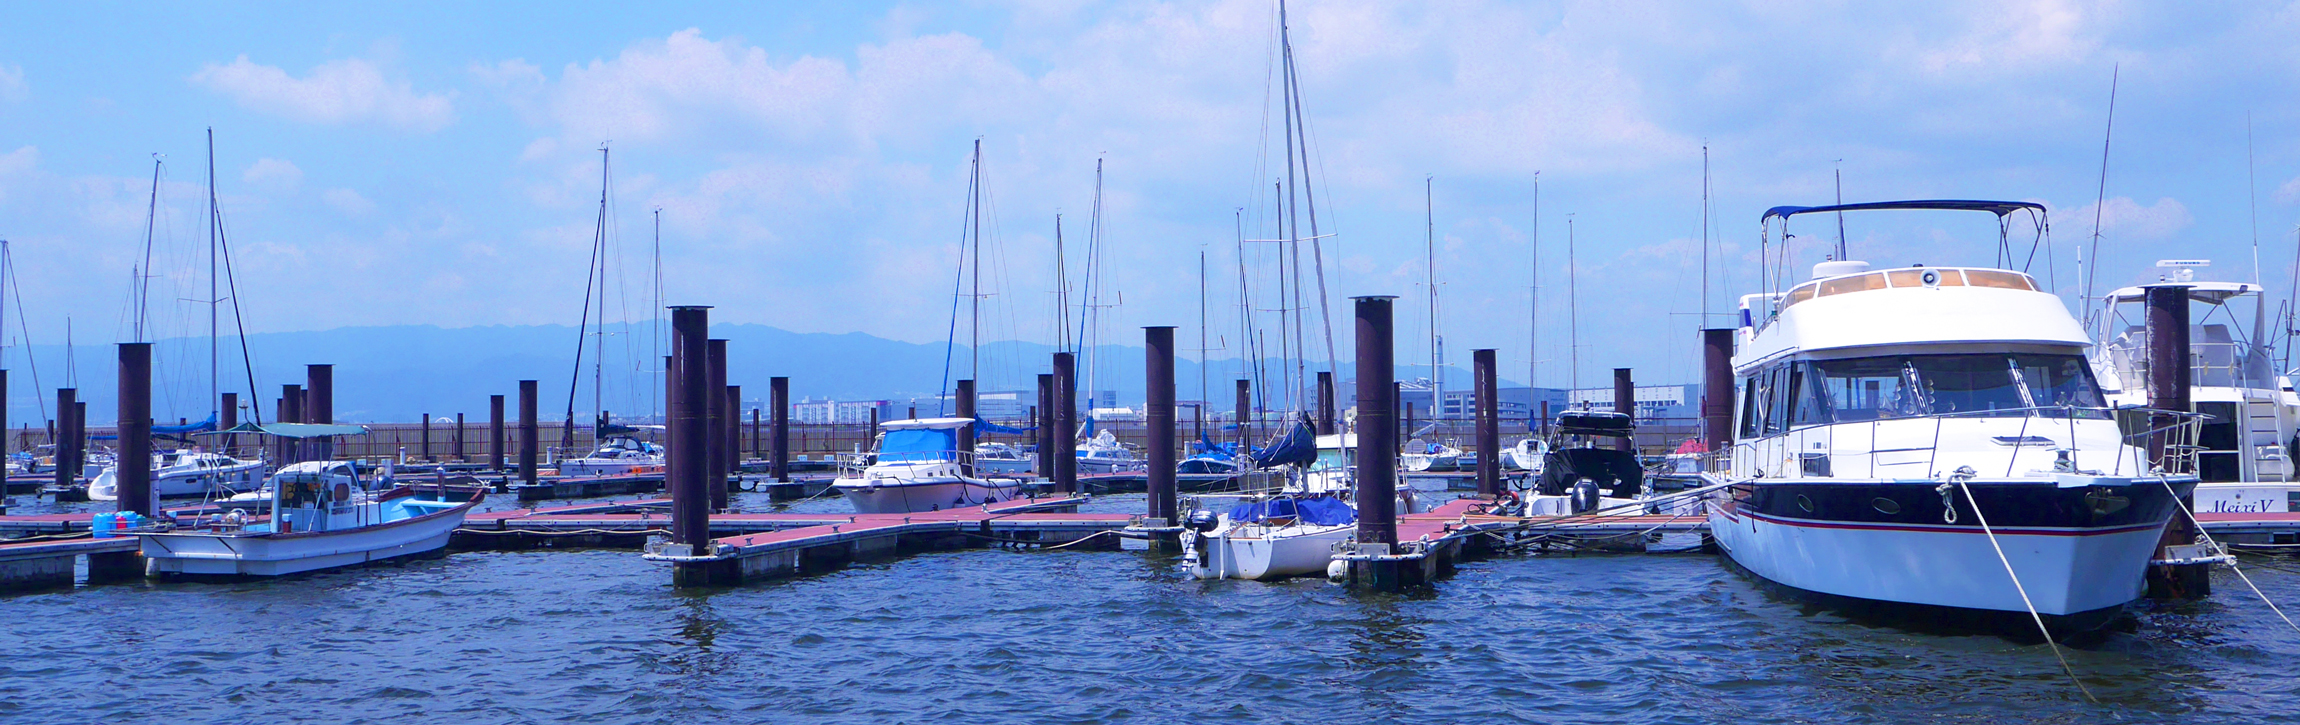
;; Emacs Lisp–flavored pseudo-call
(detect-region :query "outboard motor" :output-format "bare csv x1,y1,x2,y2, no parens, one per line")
1571,479,1601,514
1185,509,1221,533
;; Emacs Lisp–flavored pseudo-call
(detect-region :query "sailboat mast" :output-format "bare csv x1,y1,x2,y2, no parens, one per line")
1427,176,1438,407
1277,0,1338,380
208,128,221,420
138,155,161,344
594,147,610,429
1530,172,1540,408
1568,216,1579,395
1235,208,1256,413
1054,214,1069,352
970,139,981,386
1701,146,1711,327
1199,247,1209,416
652,208,662,421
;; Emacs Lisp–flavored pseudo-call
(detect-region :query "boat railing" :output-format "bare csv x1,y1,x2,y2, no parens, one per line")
1731,404,2209,479
836,449,979,478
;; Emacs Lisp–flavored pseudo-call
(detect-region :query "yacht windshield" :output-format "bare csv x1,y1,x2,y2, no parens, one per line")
1808,353,2105,422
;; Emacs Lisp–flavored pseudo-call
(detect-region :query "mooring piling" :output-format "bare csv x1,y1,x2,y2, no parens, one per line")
726,384,741,481
50,388,74,493
308,364,334,461
706,339,728,511
770,376,790,483
1474,348,1499,497
2144,283,2209,598
1036,373,1055,478
1317,370,1336,436
90,344,150,582
1613,368,1634,453
1053,352,1078,493
1145,326,1178,540
1348,295,1409,590
518,380,539,486
669,306,718,587
489,395,506,473
1702,329,1735,459
956,379,977,477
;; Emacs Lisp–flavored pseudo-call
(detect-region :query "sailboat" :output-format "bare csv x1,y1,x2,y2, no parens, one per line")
1181,0,1368,580
554,146,665,477
1708,200,2198,634
94,132,263,501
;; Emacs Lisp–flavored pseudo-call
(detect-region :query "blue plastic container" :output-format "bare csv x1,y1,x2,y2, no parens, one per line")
92,512,115,538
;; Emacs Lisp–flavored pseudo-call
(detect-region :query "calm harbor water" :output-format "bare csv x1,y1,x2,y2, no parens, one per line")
3,491,2296,724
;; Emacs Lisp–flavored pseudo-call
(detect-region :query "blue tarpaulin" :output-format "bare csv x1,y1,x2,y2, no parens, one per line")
1227,496,1356,526
880,429,957,463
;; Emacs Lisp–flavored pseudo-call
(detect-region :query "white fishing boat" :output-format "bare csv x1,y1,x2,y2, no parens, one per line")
1708,200,2200,634
833,418,1021,514
557,434,665,477
88,449,264,501
1075,429,1146,474
2090,261,2300,519
1502,437,1548,473
972,442,1036,476
1401,438,1465,472
137,456,484,577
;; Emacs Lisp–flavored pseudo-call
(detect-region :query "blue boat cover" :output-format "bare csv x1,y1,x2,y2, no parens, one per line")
974,418,1035,435
1190,433,1237,458
880,428,957,463
1227,496,1356,526
155,413,218,435
1253,420,1317,469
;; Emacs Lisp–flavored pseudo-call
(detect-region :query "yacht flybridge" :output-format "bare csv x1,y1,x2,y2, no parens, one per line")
1707,200,2200,634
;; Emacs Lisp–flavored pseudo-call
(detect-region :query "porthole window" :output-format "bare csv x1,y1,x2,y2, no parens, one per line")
1872,497,1902,515
1795,494,1814,513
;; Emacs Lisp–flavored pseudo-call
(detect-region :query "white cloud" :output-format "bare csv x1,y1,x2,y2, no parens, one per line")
2277,175,2300,207
2063,196,2193,240
242,157,302,191
0,65,24,102
190,55,455,132
0,145,34,175
322,187,376,216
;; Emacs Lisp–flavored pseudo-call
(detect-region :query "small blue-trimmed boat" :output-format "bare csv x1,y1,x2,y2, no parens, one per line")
135,423,484,577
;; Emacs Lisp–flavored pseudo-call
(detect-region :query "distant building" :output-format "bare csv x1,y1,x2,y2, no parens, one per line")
916,389,1033,421
792,399,895,425
1565,384,1699,421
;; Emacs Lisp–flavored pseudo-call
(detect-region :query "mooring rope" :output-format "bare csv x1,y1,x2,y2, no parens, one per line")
1955,476,2097,703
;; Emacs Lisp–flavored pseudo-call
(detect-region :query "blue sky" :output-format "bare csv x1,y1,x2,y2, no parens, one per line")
2,0,2297,396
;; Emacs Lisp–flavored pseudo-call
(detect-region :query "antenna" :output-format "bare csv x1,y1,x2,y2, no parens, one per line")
2082,65,2119,336
1833,160,1847,261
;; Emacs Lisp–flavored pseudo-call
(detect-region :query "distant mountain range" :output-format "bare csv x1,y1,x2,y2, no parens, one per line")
3,323,1520,425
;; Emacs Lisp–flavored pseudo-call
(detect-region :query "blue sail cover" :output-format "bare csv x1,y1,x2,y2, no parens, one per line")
155,413,218,435
974,418,1035,435
1227,496,1356,526
1190,433,1237,458
1253,420,1317,469
880,429,957,463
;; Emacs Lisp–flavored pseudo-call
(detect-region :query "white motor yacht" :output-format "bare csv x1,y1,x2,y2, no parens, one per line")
2090,261,2300,520
89,449,265,501
558,435,665,477
1708,200,2199,634
833,418,1021,514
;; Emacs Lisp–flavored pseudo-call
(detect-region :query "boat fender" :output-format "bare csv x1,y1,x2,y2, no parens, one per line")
224,509,248,527
1327,559,1349,582
1400,488,1419,515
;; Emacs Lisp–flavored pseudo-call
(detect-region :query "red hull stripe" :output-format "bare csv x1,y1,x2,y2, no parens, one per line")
1738,510,2161,537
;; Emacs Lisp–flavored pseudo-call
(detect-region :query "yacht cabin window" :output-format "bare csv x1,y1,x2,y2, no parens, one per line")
1740,353,2107,434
